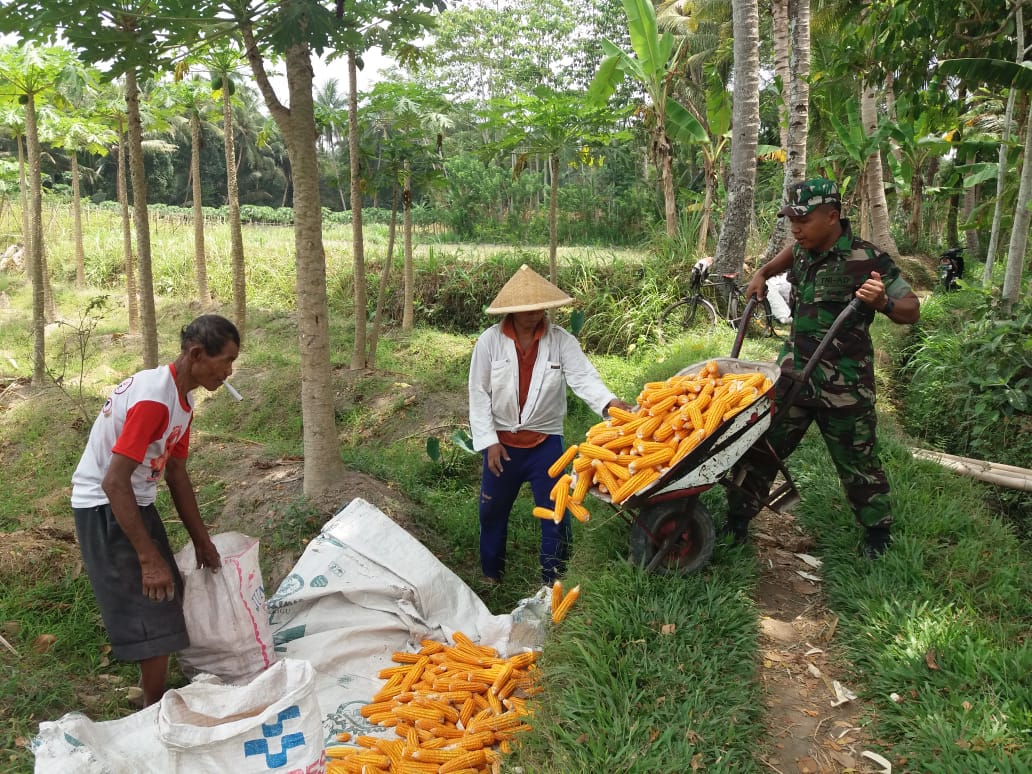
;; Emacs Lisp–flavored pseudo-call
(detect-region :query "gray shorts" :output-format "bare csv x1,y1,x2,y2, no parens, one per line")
73,503,188,662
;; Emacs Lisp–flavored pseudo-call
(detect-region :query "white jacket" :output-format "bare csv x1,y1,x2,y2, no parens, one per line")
468,321,617,451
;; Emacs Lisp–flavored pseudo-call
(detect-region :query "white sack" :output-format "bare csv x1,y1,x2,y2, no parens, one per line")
33,659,322,774
266,497,513,743
175,532,275,683
765,272,793,324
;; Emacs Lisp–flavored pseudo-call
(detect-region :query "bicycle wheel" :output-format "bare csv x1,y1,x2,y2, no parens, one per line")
657,296,718,345
728,292,776,338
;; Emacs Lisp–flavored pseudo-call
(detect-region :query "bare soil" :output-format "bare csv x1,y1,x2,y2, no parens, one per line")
748,509,882,773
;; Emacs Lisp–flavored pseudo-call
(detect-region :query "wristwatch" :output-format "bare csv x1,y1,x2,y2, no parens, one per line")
882,297,896,316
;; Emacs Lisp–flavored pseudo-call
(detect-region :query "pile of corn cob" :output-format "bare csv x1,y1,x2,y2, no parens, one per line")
325,633,538,774
534,361,773,522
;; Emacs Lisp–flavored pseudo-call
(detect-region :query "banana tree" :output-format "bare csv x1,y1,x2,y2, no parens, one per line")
883,99,951,244
589,0,706,238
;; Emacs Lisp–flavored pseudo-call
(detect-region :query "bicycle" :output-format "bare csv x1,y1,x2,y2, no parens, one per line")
657,258,777,345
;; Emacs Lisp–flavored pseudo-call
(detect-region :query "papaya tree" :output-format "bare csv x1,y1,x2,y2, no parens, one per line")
0,43,76,384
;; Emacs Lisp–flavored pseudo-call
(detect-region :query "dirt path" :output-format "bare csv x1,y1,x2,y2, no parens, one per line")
748,509,886,774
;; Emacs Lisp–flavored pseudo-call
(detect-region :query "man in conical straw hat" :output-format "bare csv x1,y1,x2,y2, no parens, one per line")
469,265,631,585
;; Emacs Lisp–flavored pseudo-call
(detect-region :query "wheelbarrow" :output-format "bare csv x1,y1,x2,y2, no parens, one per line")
595,297,865,574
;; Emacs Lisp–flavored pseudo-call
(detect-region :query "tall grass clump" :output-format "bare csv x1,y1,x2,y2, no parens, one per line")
895,289,1032,536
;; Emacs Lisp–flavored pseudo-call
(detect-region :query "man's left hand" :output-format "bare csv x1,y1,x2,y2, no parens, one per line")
856,271,889,309
195,540,222,573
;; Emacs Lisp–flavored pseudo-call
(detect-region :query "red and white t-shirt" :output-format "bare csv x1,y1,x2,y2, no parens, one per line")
71,364,193,508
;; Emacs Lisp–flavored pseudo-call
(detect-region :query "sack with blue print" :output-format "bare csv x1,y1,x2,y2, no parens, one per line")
157,658,325,773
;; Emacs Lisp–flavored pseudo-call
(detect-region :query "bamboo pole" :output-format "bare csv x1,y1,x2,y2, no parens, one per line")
910,448,1032,492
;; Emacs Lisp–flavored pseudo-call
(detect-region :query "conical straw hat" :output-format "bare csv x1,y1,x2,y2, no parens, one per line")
486,265,574,314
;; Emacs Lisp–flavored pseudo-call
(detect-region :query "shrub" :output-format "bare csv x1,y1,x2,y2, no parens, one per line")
897,289,1032,535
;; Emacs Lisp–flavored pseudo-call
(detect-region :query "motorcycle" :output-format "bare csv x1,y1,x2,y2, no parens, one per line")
939,247,964,292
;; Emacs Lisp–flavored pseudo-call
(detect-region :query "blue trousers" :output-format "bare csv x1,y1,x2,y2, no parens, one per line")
479,435,572,584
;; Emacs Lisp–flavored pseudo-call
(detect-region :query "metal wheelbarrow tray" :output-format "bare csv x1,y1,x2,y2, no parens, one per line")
594,297,865,575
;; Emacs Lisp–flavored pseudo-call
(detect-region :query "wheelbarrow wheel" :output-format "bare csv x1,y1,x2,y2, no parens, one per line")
629,499,716,575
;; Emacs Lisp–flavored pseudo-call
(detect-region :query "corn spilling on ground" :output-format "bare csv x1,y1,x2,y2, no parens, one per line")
550,582,580,624
325,633,539,774
534,361,773,522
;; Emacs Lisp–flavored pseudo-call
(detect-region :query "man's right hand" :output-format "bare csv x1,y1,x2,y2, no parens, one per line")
745,272,768,302
486,443,510,477
140,554,176,602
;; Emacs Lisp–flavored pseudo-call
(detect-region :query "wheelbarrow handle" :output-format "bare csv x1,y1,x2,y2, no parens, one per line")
771,296,866,429
730,295,760,359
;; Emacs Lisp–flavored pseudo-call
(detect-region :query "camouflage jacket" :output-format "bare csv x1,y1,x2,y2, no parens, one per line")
780,219,912,408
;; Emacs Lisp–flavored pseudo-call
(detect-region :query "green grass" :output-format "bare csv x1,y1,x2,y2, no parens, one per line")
1,202,1030,772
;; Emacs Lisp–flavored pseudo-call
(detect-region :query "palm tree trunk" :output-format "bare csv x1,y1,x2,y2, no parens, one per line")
771,0,790,152
348,51,368,368
222,77,246,335
1001,97,1032,312
24,95,46,385
116,132,139,335
713,0,760,276
190,112,210,302
859,82,899,258
71,153,86,287
984,1,1023,287
762,0,810,263
125,68,159,367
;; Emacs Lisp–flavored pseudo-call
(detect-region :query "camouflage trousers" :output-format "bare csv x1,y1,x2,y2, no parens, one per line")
727,385,892,530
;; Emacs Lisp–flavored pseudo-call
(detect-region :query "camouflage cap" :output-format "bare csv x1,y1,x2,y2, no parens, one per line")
778,178,841,216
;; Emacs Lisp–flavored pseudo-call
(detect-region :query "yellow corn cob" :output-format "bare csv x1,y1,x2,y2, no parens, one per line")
572,454,595,474
438,750,489,773
550,580,563,612
508,651,537,669
578,443,618,461
634,440,670,456
702,402,725,436
458,695,476,729
392,652,424,664
551,584,581,623
652,419,676,442
568,500,591,522
552,482,569,523
547,447,579,478
686,402,704,430
549,473,569,501
418,640,446,655
570,471,592,503
606,405,639,424
646,393,679,416
635,414,663,439
585,427,622,446
627,447,674,474
602,460,631,481
612,468,661,503
600,432,637,452
532,506,556,521
592,462,619,496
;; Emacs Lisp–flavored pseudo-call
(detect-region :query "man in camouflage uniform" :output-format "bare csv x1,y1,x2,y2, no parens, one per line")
726,178,920,558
